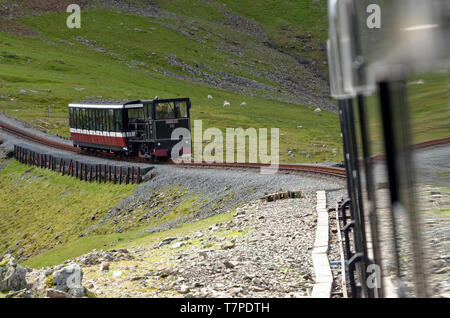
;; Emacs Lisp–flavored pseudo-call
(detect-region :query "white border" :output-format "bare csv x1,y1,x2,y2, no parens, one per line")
68,103,143,109
311,191,333,298
69,128,136,138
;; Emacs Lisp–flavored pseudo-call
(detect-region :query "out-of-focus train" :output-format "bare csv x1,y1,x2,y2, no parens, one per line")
328,0,449,298
69,98,191,160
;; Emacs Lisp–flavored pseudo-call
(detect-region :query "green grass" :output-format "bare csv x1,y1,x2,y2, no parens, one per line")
358,70,449,156
218,0,328,72
0,160,236,268
151,0,329,74
0,7,341,163
24,208,234,269
407,71,450,144
117,209,235,251
23,230,143,268
0,160,136,263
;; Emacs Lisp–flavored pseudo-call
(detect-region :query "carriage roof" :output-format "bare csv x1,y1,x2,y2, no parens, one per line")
69,100,144,109
69,98,190,109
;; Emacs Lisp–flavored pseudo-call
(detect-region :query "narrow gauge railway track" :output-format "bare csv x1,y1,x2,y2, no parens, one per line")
0,119,347,178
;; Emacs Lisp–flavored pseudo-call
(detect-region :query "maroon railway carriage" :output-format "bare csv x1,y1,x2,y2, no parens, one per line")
69,98,191,160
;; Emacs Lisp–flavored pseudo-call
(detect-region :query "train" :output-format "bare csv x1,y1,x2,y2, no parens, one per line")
68,98,192,160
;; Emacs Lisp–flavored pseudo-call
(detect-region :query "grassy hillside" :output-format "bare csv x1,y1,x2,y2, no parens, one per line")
0,0,340,164
0,160,248,268
154,0,329,74
361,70,450,155
0,160,219,267
0,161,136,264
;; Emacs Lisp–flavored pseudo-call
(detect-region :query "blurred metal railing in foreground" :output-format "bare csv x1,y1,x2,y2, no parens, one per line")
326,0,449,297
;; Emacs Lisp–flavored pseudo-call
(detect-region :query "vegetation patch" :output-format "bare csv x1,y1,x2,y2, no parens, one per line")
25,209,235,268
0,18,40,37
0,159,242,268
0,160,136,263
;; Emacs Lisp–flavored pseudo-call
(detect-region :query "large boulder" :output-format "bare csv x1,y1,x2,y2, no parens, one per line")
29,268,53,296
53,263,85,297
0,254,28,292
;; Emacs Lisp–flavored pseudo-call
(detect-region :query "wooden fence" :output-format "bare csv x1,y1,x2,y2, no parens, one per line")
13,144,143,185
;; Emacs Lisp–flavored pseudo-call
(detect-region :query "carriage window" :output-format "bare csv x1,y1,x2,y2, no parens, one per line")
77,108,81,129
155,102,176,119
89,109,94,131
115,109,123,132
91,109,95,130
91,109,95,131
97,109,102,131
99,109,104,131
92,110,96,131
103,109,108,132
80,108,86,130
97,109,101,131
98,109,102,131
86,108,92,130
128,108,143,120
177,101,188,118
85,109,89,130
145,104,152,119
69,108,73,127
102,109,107,131
108,109,114,132
73,108,78,128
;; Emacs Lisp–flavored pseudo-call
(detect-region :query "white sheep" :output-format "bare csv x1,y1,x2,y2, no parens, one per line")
223,100,230,107
407,79,425,86
207,94,213,99
240,102,247,107
314,107,321,114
